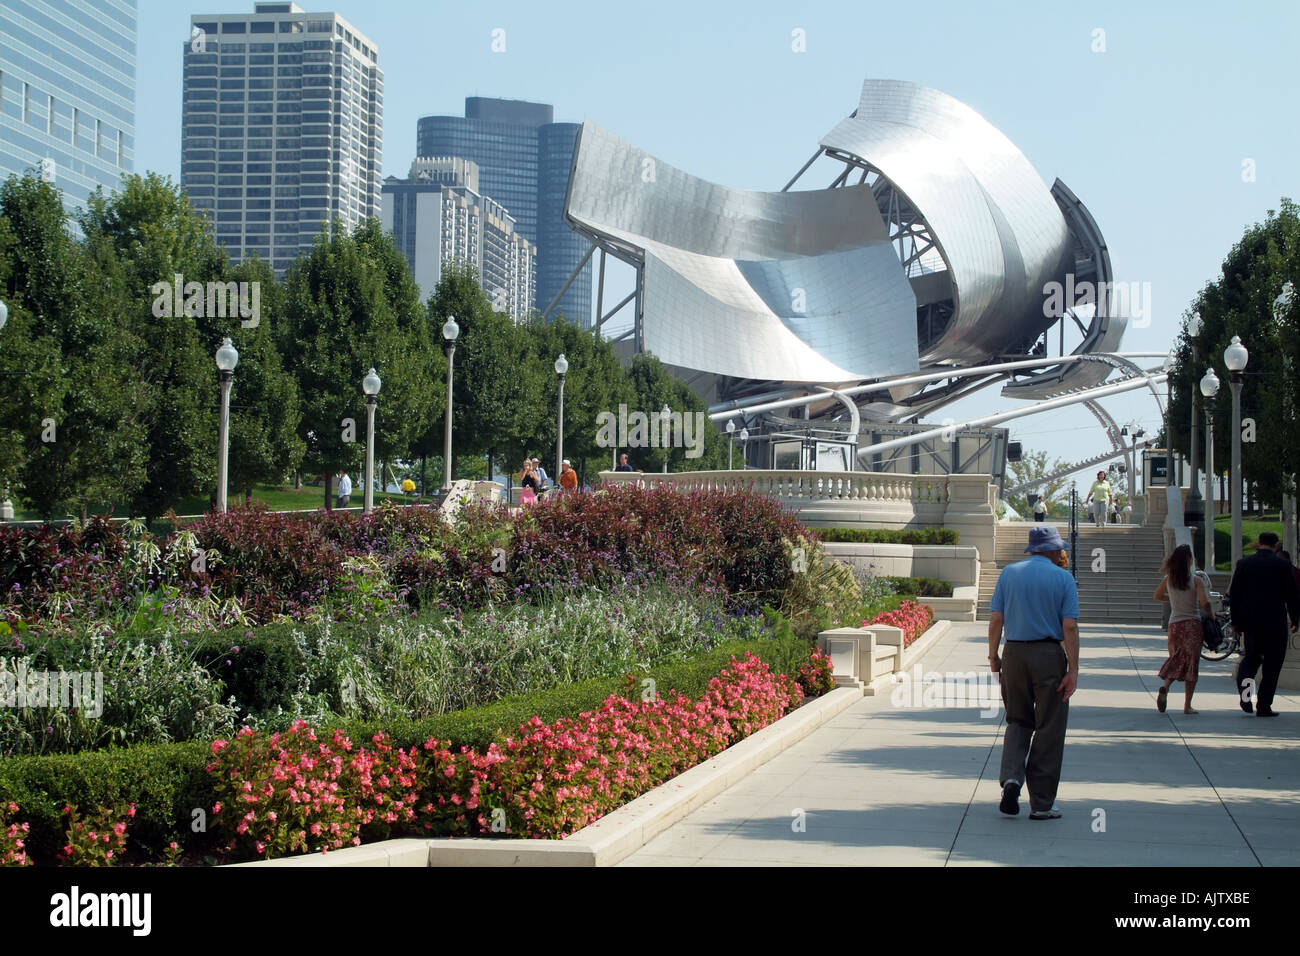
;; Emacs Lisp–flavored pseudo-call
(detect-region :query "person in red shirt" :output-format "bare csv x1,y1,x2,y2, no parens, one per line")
559,460,578,494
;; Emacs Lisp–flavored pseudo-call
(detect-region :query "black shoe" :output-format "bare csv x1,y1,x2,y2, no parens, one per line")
1257,706,1279,717
999,781,1021,816
1239,692,1254,714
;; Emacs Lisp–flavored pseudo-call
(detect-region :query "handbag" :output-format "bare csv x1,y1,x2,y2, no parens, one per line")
1200,613,1224,651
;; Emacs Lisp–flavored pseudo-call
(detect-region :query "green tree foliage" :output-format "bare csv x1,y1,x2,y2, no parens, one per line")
1004,449,1072,519
224,256,304,499
624,353,726,473
520,317,636,486
0,173,144,519
1167,198,1300,509
279,220,440,508
422,264,544,485
81,173,228,522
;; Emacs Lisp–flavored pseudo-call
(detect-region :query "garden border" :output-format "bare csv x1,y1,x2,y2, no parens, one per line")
232,683,865,868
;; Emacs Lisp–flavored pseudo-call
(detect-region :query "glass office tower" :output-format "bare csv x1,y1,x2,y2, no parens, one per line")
0,0,136,213
181,2,382,274
416,97,592,326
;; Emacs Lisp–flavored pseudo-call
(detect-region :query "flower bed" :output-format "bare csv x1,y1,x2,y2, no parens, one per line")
864,599,936,648
0,645,830,863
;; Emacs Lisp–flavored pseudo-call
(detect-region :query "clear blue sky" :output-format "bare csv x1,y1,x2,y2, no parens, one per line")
134,0,1299,484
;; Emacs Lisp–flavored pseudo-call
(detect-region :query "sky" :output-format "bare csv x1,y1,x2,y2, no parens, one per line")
133,0,1300,484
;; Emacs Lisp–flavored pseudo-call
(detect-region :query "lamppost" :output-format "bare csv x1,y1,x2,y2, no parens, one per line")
363,367,381,514
1162,350,1175,493
1275,281,1297,559
441,317,458,493
215,337,238,513
0,300,10,519
1224,335,1249,570
739,426,749,470
661,404,670,473
1185,312,1204,533
1201,368,1220,573
726,418,736,470
554,353,568,482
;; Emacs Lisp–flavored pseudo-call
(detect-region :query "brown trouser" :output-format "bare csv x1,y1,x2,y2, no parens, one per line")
999,640,1070,812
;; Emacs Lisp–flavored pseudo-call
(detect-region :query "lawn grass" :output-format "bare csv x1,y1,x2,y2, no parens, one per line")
1212,513,1284,571
9,482,436,527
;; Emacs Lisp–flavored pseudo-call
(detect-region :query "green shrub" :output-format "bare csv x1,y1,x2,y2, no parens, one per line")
813,527,959,545
882,576,953,597
0,633,811,864
776,537,865,641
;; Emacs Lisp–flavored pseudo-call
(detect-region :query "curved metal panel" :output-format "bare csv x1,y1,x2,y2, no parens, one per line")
566,123,919,382
821,80,1075,365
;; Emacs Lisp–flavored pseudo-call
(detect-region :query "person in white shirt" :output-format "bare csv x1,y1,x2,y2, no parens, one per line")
336,470,352,509
1032,497,1047,522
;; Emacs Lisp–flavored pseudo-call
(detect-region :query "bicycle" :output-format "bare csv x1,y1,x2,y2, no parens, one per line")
1200,592,1239,661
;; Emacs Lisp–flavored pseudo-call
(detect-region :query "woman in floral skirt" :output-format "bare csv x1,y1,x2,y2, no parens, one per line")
1152,544,1212,714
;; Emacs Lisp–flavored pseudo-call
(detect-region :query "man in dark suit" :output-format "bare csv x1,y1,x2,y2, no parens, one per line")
1228,532,1300,716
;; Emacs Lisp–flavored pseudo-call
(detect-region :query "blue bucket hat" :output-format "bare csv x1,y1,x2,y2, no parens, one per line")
1024,524,1067,554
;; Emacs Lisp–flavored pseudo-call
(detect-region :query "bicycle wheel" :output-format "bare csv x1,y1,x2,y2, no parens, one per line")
1201,621,1235,661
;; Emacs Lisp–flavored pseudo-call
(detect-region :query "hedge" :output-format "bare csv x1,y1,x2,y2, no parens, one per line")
882,576,954,597
0,633,810,865
814,527,959,545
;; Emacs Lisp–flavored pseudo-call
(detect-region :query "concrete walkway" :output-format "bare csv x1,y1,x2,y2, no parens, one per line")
619,621,1300,866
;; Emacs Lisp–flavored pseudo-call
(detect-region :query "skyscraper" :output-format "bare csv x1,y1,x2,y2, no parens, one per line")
416,97,591,326
381,158,535,322
0,0,136,213
181,2,382,274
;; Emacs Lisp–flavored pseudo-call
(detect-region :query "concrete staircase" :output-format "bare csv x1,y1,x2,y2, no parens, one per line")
977,523,1167,624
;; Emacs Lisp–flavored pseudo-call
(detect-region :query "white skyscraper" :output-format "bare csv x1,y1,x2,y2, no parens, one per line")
382,158,536,322
180,2,382,274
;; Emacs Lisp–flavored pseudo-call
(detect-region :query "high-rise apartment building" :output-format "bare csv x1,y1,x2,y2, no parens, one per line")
381,158,535,322
416,97,591,326
181,2,382,274
0,0,136,213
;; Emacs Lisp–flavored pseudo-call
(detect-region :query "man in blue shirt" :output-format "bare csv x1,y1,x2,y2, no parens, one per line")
988,524,1080,819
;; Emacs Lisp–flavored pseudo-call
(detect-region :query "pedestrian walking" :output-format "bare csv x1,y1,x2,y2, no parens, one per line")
1153,544,1212,714
336,470,352,509
1032,497,1047,522
519,459,540,507
615,453,635,473
1083,471,1111,528
559,459,578,494
532,458,550,498
1228,532,1300,716
988,524,1080,819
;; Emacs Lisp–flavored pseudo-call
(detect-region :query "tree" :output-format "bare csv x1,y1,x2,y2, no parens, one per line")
223,256,304,498
279,220,440,508
0,173,145,519
624,353,727,473
1167,198,1300,513
422,264,544,487
81,173,227,522
519,316,636,487
1004,449,1072,519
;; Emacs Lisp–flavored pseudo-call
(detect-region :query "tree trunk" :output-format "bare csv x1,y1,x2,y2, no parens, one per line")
325,473,333,511
420,456,427,498
294,469,301,490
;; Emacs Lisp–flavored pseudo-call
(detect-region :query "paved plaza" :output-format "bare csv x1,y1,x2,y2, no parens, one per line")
620,621,1300,866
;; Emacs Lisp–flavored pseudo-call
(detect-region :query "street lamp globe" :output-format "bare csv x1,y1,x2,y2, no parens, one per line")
442,317,459,343
363,367,382,397
739,427,749,442
554,353,568,376
1223,335,1248,372
215,337,239,373
726,418,736,434
1162,350,1175,373
1200,368,1220,399
1187,311,1203,337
